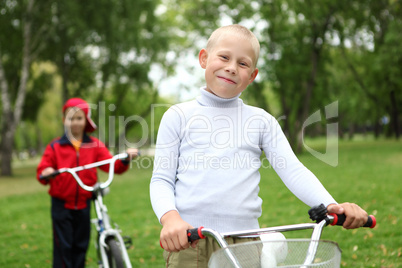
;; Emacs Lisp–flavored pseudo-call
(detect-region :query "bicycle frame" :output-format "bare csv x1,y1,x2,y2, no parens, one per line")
91,181,132,268
43,153,132,268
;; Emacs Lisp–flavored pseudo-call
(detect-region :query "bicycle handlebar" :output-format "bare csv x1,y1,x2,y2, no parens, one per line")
160,205,377,268
184,204,377,244
39,153,129,191
160,212,376,248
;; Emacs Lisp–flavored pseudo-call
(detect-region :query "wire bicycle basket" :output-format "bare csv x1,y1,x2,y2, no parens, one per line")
208,239,341,268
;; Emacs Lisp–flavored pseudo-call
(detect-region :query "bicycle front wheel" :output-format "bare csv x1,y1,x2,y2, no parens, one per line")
106,237,125,268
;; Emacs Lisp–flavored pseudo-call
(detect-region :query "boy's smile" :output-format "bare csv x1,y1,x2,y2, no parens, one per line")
217,75,236,84
199,33,258,99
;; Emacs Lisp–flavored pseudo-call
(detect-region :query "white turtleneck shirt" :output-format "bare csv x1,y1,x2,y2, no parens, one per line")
150,88,336,232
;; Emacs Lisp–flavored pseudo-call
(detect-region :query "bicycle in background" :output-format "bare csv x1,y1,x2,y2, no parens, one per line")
41,153,133,268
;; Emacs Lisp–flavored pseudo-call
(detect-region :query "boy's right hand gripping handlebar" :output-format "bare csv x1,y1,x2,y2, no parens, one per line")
159,227,205,249
187,227,206,242
309,203,376,228
39,171,61,180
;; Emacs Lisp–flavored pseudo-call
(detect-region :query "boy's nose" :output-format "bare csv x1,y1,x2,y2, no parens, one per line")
225,62,237,74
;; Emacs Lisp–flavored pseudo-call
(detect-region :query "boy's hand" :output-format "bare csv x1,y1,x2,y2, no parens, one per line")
160,210,197,252
125,148,139,161
41,167,56,177
327,202,368,229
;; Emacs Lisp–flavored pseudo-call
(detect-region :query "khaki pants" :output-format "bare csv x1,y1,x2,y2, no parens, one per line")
163,236,260,268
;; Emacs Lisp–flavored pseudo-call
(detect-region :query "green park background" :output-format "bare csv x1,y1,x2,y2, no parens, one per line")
1,0,401,267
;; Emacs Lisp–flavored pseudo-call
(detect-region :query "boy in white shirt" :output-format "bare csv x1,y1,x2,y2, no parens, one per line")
150,24,368,267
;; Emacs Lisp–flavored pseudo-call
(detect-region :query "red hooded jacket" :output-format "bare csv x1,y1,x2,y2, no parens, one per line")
37,134,129,209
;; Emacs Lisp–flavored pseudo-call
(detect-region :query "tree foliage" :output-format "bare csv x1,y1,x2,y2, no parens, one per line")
164,0,402,151
1,0,401,176
0,0,173,176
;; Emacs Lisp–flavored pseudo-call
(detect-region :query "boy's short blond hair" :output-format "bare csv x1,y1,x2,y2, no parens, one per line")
206,24,260,67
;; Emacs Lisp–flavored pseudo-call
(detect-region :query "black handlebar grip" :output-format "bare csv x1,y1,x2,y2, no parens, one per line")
39,170,60,180
330,214,376,228
187,227,205,242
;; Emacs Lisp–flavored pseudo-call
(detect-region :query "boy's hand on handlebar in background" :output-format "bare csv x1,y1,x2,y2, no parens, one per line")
327,202,368,229
41,167,56,177
160,210,198,252
125,148,140,161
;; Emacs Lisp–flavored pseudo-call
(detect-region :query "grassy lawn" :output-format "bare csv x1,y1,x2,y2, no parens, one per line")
0,139,401,267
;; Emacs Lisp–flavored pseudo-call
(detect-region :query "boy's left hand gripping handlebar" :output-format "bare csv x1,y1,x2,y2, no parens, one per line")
159,227,205,249
329,213,376,228
309,203,376,228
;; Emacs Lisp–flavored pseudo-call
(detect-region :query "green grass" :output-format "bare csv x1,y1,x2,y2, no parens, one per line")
0,139,401,267
259,139,402,267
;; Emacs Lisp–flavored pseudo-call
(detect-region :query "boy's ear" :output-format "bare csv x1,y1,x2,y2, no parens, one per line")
248,68,259,84
199,49,208,69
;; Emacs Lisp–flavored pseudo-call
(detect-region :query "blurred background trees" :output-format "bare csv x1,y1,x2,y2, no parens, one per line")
1,0,401,176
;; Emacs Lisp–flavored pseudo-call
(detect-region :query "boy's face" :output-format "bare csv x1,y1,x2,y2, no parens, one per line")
63,107,86,137
199,34,258,99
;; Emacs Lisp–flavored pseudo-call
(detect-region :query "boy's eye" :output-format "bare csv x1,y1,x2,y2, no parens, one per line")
220,55,229,60
68,116,84,121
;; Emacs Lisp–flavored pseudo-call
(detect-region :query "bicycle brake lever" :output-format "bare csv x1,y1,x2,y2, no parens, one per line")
308,204,331,224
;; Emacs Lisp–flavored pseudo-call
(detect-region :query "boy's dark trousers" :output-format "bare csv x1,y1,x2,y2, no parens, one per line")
51,197,91,268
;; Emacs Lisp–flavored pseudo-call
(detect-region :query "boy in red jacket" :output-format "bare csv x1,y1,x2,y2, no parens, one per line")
37,98,138,268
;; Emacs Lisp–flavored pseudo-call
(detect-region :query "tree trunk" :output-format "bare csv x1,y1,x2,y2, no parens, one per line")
61,59,69,105
35,124,43,156
348,123,355,140
296,6,334,153
390,89,400,139
0,111,14,176
0,0,34,177
297,49,318,153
